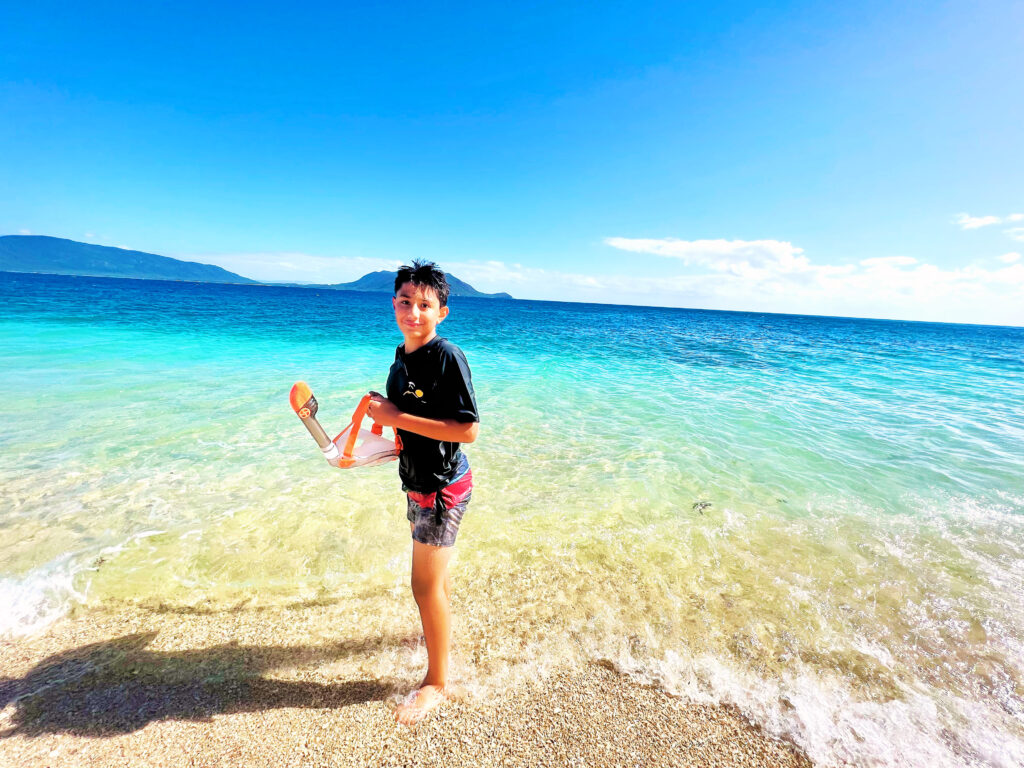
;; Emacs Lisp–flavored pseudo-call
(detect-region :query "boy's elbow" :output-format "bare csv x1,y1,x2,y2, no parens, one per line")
463,422,479,443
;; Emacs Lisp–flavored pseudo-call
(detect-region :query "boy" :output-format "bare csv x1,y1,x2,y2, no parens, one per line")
367,261,479,725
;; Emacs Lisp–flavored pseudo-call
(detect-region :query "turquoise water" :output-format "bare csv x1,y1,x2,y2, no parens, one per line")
2,271,1023,766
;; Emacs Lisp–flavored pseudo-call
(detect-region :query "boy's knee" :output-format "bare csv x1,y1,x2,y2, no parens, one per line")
410,570,445,601
410,574,433,600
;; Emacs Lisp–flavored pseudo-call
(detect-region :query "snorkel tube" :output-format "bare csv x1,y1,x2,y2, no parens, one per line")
290,381,341,463
289,382,401,469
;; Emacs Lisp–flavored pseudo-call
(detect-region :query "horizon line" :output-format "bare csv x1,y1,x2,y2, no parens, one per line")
2,268,1021,331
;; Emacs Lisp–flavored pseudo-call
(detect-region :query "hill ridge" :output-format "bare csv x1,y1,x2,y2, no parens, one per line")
0,235,513,298
0,235,256,284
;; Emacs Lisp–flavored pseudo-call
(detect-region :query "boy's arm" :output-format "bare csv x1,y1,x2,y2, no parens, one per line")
367,397,479,443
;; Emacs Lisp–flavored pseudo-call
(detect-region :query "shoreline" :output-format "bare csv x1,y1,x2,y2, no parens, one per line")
1,604,811,767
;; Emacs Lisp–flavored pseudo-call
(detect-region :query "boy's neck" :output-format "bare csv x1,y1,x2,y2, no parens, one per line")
403,331,438,355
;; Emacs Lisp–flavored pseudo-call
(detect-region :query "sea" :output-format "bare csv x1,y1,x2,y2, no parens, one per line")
2,270,1023,767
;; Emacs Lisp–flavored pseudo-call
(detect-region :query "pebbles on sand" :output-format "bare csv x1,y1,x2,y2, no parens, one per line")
1,607,809,768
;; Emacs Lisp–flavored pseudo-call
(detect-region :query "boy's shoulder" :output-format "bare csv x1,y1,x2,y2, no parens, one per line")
435,336,469,361
400,336,469,364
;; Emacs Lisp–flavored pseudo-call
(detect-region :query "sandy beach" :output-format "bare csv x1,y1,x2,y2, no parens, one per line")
1,603,810,768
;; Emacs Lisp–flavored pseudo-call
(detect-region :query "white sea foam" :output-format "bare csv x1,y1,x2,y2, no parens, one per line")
0,529,170,638
607,648,1024,768
0,555,86,637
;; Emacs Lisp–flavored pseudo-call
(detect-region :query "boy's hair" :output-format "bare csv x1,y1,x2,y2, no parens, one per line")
394,260,451,307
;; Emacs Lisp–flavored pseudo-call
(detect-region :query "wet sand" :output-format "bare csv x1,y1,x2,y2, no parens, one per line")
1,605,811,767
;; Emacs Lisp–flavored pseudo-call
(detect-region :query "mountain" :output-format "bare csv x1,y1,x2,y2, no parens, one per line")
321,270,514,299
0,235,257,284
0,235,514,298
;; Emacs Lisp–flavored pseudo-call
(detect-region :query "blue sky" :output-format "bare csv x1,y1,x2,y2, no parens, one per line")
2,1,1022,323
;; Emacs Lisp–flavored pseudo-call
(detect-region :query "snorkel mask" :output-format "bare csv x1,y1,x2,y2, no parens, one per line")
289,382,401,468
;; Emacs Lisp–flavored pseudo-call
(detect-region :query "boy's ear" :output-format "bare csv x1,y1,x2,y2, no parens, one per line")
439,306,450,321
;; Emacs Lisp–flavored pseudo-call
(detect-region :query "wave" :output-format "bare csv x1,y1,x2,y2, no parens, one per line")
606,648,1023,768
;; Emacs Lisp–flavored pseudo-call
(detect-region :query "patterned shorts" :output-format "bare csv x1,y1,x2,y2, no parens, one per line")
405,454,473,548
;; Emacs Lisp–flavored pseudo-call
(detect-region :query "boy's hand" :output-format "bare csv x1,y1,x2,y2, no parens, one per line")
367,395,402,428
366,391,478,443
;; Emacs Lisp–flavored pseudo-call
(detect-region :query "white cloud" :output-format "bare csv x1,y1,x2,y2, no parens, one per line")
444,238,1024,326
174,251,402,284
18,228,31,235
443,260,612,303
999,253,1021,264
954,212,1024,233
859,256,918,268
605,237,1024,324
604,237,809,271
955,213,1002,229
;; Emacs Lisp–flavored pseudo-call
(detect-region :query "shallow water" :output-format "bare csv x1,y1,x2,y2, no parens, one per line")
2,271,1023,766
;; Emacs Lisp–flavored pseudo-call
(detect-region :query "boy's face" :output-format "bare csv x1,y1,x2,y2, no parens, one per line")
393,282,449,350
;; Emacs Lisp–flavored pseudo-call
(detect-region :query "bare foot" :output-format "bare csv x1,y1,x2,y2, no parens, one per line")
394,684,446,725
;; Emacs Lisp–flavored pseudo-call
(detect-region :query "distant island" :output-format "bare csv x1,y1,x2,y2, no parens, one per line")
296,271,513,300
0,235,513,299
0,235,258,284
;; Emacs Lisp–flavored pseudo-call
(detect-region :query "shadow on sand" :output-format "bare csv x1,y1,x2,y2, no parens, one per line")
0,632,401,737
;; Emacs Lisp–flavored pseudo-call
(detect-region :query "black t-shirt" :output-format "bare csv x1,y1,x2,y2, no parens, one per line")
386,336,479,492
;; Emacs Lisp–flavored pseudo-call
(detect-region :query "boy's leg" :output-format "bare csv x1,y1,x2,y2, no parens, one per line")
407,522,451,599
396,537,453,725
